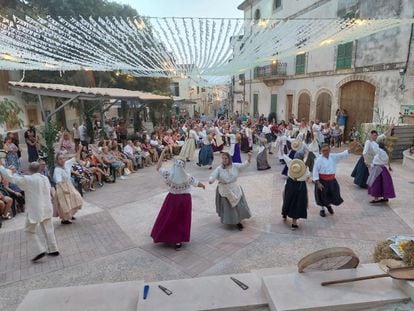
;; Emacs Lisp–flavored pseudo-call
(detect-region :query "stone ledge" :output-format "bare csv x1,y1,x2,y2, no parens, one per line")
16,281,144,311
137,273,267,311
262,264,409,311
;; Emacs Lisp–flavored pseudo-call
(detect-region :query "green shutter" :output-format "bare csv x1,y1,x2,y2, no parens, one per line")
253,94,259,116
271,94,277,114
295,54,305,74
336,42,353,69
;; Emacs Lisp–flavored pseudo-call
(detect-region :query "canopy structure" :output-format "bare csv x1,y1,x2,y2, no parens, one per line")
1,15,413,78
8,81,170,125
8,81,171,102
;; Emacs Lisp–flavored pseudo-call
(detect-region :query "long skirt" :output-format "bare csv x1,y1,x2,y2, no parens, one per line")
198,144,214,166
367,166,396,199
315,179,344,207
351,155,369,188
282,150,296,176
212,139,224,152
305,152,316,173
232,143,242,163
53,181,82,220
179,138,196,160
241,136,251,153
282,178,308,219
257,149,271,170
151,193,192,244
27,145,39,163
215,188,251,225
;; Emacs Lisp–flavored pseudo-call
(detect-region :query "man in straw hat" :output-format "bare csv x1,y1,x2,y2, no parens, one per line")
0,162,59,262
282,135,307,176
282,153,310,230
313,143,350,217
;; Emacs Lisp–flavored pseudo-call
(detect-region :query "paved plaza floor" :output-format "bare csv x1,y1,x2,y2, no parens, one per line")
1,147,414,310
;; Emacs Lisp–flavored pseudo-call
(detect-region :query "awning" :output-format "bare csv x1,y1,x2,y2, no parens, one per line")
8,82,171,102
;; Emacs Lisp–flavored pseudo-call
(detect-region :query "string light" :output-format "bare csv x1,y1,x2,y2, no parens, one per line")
0,15,412,78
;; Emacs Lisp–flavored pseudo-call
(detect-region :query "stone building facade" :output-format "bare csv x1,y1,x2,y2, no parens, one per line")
232,0,414,134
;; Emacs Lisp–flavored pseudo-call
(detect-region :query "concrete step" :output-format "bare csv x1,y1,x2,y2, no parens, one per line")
262,263,409,311
137,273,268,311
16,281,144,311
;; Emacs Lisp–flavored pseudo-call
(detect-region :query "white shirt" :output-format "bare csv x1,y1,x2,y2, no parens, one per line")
0,168,52,223
72,127,80,139
123,145,135,156
262,125,271,134
78,124,87,141
373,148,389,166
363,134,385,164
159,167,199,194
209,161,250,207
53,158,76,183
312,123,324,143
312,150,349,181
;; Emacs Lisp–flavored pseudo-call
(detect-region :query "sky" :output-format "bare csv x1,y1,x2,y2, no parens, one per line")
117,0,244,18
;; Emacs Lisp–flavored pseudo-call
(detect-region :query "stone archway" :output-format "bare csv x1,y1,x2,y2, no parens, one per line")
340,80,375,138
316,92,332,123
297,92,311,121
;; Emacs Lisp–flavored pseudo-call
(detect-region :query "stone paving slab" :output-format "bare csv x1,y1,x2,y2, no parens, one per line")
138,273,267,311
0,211,135,287
2,147,414,310
16,281,143,311
263,264,409,311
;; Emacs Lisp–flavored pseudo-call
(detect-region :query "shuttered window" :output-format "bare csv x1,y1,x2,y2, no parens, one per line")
336,42,353,69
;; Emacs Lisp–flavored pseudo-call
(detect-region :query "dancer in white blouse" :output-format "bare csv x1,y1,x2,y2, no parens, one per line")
209,152,252,230
313,144,349,217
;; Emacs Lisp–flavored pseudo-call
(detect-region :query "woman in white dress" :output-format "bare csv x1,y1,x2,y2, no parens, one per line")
209,152,252,230
53,150,83,224
179,124,198,162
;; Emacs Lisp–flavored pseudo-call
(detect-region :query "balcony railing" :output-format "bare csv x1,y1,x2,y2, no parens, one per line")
254,63,287,79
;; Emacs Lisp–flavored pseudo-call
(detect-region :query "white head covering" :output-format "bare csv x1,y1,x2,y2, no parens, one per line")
168,159,190,185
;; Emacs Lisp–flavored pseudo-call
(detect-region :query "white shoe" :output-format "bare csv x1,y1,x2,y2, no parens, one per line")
119,176,127,180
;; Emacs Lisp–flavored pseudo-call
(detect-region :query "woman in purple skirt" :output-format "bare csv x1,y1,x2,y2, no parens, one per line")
367,142,396,203
151,149,205,249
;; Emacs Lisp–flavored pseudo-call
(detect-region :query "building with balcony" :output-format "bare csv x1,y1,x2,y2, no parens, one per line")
232,0,414,137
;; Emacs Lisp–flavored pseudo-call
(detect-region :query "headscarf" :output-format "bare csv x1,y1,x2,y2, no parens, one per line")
167,159,190,185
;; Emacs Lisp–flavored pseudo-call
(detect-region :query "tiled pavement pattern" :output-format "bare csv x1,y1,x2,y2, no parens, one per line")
1,147,414,310
0,212,135,287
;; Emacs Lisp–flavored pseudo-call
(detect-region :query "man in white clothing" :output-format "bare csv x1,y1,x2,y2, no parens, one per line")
0,162,59,262
313,143,349,218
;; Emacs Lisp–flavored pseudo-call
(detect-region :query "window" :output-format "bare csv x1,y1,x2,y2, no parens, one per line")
295,53,306,74
197,86,200,94
253,94,259,116
336,42,353,69
273,0,282,11
170,82,179,96
254,9,261,21
270,94,277,114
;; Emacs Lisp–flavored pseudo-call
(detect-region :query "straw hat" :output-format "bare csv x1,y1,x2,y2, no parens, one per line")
289,159,307,179
291,139,302,151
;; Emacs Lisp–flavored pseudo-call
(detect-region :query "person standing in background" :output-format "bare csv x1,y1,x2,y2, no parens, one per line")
72,123,80,151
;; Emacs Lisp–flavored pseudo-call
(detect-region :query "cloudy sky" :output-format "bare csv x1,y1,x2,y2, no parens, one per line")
117,0,244,18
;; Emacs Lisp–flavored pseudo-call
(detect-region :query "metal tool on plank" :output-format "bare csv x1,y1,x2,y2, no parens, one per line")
230,277,249,290
158,285,173,295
